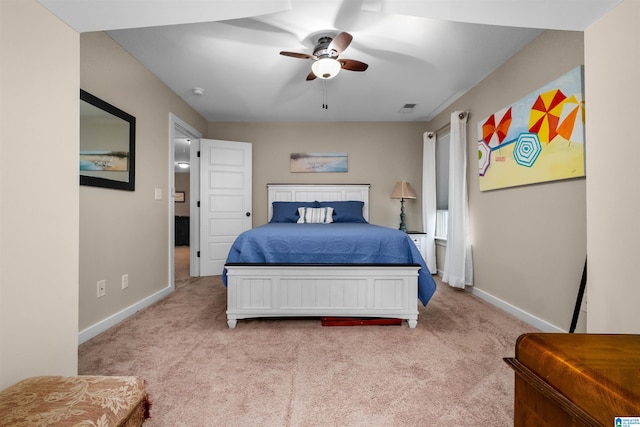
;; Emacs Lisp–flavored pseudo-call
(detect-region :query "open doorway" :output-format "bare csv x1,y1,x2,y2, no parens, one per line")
173,132,190,282
169,114,202,288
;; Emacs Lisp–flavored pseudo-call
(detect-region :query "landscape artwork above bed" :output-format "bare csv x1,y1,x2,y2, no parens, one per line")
290,152,348,173
478,66,585,191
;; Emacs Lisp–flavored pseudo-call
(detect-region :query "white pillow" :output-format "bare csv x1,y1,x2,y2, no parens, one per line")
297,207,334,224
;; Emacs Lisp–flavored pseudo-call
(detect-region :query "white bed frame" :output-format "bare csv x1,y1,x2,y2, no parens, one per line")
224,184,420,328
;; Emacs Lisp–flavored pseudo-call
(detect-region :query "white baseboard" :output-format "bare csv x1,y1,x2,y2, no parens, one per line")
467,286,565,333
78,284,174,345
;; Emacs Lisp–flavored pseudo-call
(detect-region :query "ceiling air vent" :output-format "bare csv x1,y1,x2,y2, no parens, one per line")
398,103,417,113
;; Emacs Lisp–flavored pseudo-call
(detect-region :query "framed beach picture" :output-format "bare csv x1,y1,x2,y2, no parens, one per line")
290,152,348,173
80,89,136,191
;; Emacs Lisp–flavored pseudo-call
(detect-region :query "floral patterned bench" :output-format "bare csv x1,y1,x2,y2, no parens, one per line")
0,375,150,426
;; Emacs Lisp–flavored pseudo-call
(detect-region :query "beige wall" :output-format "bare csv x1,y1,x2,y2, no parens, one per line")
206,122,428,230
174,173,191,217
427,30,587,332
585,0,640,333
79,32,207,332
0,0,79,388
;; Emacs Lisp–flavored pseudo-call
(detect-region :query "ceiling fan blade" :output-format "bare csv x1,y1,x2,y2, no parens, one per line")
280,51,316,60
339,58,368,72
334,0,385,33
305,71,317,81
334,0,363,31
328,32,353,55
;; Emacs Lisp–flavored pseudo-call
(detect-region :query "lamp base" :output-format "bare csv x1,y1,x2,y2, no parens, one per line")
398,198,407,233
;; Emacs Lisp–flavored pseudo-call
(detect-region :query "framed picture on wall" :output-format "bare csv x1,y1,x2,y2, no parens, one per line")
80,89,136,191
477,66,585,191
290,152,348,173
175,191,185,203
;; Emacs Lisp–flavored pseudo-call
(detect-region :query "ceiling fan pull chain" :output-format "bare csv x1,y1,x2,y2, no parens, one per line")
323,80,328,110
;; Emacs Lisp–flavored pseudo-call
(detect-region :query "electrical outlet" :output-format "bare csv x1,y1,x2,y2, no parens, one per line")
97,280,106,298
122,274,129,290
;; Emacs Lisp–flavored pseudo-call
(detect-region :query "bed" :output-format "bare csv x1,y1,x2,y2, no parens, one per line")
223,184,436,328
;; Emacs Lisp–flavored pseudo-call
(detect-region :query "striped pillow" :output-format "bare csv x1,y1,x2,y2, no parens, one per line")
297,207,334,224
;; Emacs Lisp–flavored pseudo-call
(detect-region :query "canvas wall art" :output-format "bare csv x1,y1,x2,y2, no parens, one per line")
290,152,348,172
477,66,585,191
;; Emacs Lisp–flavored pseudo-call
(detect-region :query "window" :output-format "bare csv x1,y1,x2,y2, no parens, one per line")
435,131,450,240
435,210,448,240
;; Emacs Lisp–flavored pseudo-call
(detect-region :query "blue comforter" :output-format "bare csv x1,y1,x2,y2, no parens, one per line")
223,223,436,305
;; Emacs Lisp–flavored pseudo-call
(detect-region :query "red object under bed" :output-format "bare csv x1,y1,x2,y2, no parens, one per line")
321,317,402,326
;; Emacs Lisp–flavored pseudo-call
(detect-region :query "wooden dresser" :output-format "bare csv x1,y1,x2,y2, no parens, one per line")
504,333,640,426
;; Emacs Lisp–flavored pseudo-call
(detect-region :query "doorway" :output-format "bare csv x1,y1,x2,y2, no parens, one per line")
169,114,202,288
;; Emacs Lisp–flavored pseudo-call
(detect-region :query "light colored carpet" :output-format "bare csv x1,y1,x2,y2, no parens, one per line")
174,246,190,281
79,265,537,426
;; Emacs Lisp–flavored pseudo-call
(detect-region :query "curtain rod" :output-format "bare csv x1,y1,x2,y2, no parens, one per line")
426,111,468,139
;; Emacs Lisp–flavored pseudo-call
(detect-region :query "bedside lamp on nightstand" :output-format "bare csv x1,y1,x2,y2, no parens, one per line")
391,181,416,232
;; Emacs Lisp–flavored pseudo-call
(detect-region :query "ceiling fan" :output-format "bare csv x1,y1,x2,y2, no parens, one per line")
280,32,368,81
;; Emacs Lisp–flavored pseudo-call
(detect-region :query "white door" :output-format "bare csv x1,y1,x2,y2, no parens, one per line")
199,139,252,276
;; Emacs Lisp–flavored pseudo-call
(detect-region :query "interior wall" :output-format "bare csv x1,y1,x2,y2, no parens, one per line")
174,173,190,217
0,0,79,388
427,30,587,332
585,0,640,333
79,32,207,331
206,122,428,230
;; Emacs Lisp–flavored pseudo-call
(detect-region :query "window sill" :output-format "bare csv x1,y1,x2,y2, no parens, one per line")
435,238,447,247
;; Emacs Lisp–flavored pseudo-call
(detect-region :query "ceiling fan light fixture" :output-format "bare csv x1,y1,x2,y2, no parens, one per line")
312,57,341,79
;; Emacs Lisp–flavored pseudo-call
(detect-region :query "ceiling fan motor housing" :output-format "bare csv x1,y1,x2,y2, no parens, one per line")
314,36,338,59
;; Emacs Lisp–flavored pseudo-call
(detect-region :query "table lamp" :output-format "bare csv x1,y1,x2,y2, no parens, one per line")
391,181,416,232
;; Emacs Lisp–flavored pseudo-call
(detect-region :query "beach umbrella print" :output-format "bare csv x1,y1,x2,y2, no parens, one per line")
528,89,567,143
556,94,585,144
513,133,542,167
478,140,491,176
482,107,512,148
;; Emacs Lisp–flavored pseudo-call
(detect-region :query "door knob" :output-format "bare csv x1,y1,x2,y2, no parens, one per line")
245,212,251,217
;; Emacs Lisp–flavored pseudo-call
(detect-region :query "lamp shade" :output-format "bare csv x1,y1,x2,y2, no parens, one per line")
391,181,416,200
311,57,341,79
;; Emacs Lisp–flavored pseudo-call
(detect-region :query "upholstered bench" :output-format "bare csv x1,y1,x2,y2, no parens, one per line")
0,375,150,426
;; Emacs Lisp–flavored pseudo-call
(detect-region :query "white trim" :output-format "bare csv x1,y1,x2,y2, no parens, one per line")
78,285,174,344
467,286,565,332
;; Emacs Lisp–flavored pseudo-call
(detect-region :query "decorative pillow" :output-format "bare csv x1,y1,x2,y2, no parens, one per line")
317,201,367,223
270,201,318,223
297,207,334,224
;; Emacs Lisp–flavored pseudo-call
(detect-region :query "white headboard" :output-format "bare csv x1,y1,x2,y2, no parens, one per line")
267,184,370,221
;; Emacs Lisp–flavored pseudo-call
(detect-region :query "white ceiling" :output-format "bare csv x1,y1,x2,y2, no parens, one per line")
39,0,620,123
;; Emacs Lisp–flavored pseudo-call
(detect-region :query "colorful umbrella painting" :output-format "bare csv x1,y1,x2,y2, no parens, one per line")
476,66,585,191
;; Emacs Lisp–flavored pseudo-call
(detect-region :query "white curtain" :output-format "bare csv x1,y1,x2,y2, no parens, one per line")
442,111,473,288
422,132,437,273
